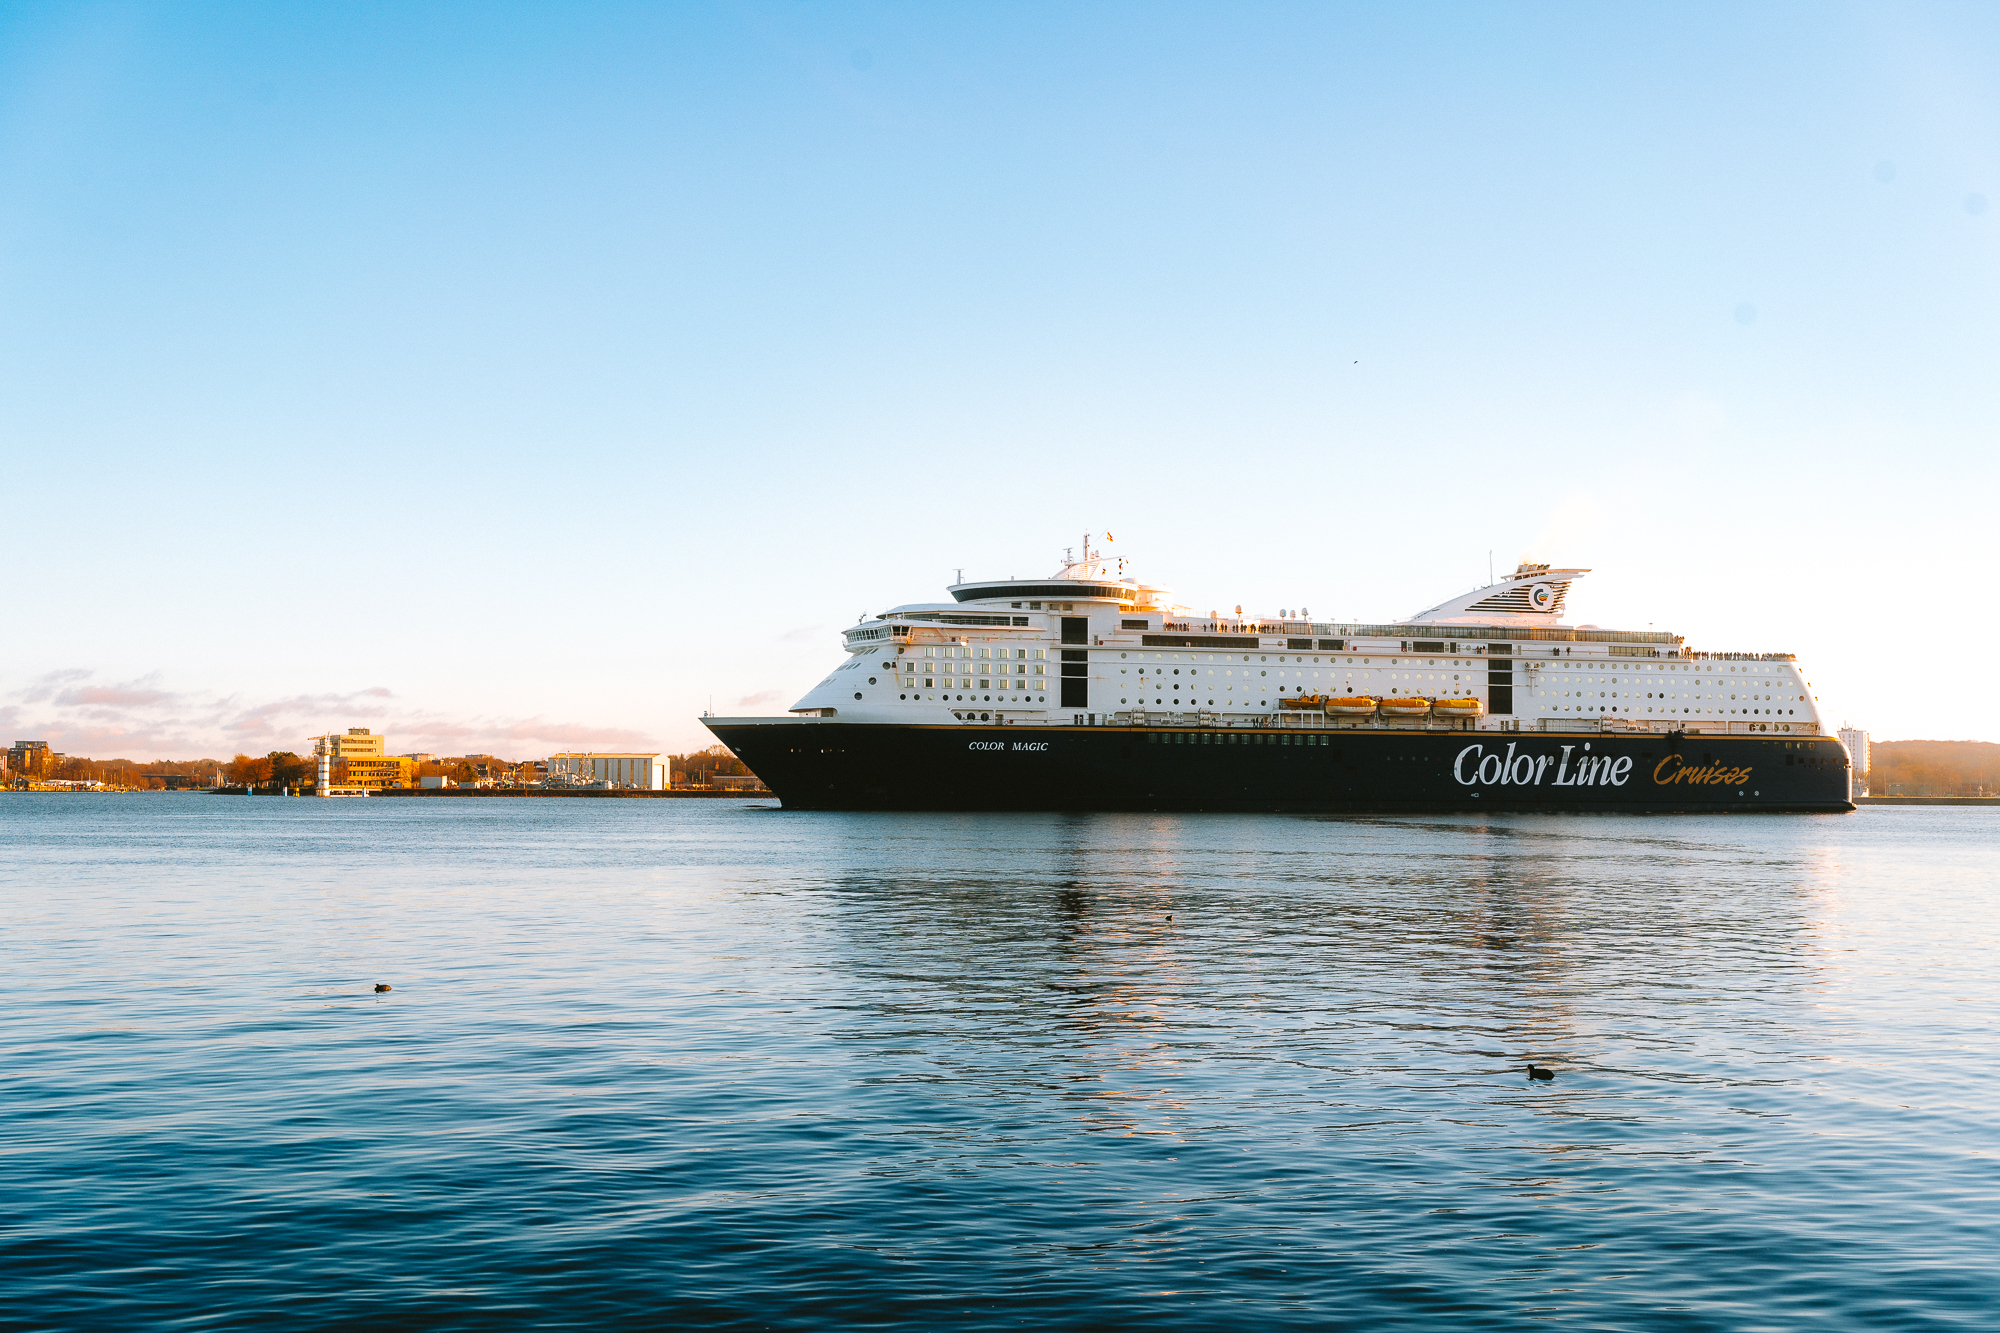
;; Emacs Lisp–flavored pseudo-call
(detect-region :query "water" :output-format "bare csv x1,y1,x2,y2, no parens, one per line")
3,796,1995,1330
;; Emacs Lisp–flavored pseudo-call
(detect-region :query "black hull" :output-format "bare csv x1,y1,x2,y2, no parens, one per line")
704,722,1855,813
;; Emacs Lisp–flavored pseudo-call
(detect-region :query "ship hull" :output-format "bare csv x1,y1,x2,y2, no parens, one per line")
702,721,1854,813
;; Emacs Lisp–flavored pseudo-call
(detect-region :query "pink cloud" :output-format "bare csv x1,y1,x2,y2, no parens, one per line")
57,685,179,708
0,673,660,761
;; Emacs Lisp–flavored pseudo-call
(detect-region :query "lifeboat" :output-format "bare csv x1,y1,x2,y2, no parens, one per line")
1379,696,1433,719
1278,693,1330,710
1325,695,1379,716
1431,698,1485,720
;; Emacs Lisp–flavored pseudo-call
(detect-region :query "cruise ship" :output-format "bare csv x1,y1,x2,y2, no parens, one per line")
701,543,1853,812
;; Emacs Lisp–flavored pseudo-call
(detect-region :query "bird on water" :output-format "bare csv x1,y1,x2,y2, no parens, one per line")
374,983,392,993
1527,1063,1554,1080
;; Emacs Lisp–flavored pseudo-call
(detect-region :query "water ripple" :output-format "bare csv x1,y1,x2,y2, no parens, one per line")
2,796,1995,1329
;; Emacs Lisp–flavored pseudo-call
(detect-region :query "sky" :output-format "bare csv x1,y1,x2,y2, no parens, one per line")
3,1,1995,760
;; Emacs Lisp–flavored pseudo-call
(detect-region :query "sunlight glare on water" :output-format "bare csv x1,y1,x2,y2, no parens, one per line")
3,796,1995,1330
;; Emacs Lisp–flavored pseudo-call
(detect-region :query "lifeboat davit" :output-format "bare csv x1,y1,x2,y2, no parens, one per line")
1379,696,1433,719
1325,695,1379,716
1431,698,1485,720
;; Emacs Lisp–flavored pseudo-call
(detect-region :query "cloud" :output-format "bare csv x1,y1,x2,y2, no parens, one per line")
0,672,657,761
736,690,783,708
20,668,91,704
56,684,179,709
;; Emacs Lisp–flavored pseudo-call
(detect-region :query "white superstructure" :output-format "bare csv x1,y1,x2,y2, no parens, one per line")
779,544,1825,738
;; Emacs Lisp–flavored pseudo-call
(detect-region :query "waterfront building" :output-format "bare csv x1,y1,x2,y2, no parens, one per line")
308,729,401,794
313,728,387,760
9,740,55,778
1839,726,1870,791
547,752,668,790
340,756,416,790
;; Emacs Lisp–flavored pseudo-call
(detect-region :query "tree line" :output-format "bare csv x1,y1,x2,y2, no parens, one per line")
222,752,314,787
8,755,224,788
16,743,757,790
670,745,754,784
1867,740,2000,796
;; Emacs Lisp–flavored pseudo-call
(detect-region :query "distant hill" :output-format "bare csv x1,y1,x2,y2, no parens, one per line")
1867,740,2000,796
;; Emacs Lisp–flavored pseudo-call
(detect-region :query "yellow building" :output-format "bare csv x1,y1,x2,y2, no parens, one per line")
313,728,387,760
340,756,415,790
307,730,404,791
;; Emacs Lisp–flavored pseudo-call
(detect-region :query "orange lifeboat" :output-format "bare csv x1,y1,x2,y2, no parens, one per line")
1432,698,1485,721
1278,693,1330,710
1325,695,1379,716
1379,696,1433,719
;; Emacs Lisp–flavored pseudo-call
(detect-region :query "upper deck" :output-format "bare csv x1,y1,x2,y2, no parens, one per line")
789,544,1818,737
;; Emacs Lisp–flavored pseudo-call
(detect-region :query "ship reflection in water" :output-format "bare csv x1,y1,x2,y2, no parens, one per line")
5,797,1993,1328
818,812,1833,1153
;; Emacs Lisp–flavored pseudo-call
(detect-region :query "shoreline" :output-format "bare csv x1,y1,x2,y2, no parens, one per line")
1853,795,2000,805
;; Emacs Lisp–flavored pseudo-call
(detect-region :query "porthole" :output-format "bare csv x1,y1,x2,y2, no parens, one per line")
853,692,862,700
868,677,877,685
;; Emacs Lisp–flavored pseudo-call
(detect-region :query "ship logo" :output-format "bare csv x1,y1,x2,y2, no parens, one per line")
1529,582,1554,611
1453,743,1632,787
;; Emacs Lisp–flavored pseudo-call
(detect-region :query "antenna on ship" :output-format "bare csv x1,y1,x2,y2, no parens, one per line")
1488,550,1494,585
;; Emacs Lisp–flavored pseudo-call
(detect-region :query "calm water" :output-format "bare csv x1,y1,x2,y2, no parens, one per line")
3,796,1995,1330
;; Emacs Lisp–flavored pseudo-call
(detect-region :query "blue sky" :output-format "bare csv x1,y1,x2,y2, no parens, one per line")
4,2,1995,758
